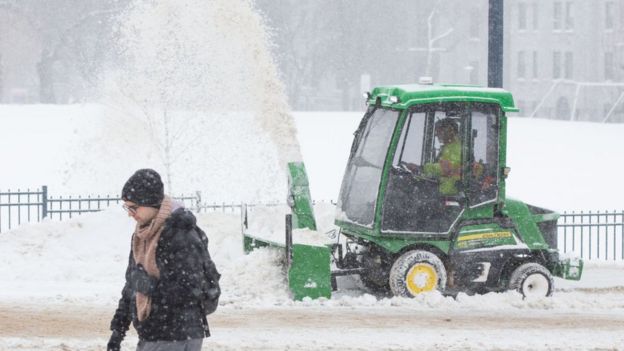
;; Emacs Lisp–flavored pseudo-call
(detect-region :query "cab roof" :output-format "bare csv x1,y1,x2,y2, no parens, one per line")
368,83,519,112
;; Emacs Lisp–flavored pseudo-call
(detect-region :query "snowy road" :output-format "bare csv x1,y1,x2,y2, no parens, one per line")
2,302,624,350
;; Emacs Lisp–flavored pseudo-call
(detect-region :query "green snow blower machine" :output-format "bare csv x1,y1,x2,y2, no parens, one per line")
243,81,583,300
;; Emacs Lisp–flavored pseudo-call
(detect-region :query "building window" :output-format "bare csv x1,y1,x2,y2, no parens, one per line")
553,51,562,78
518,2,528,30
552,51,573,79
533,51,539,79
605,52,614,80
565,2,574,30
532,3,539,30
517,51,526,79
605,1,615,30
554,1,574,31
564,52,574,79
553,2,563,30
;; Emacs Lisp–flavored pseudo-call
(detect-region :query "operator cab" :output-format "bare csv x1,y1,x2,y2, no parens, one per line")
338,101,500,236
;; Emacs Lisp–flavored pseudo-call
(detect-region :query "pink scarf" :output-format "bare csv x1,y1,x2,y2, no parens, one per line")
132,195,172,321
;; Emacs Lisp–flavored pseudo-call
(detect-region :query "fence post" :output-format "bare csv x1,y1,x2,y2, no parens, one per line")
41,185,48,219
195,191,202,213
240,203,247,236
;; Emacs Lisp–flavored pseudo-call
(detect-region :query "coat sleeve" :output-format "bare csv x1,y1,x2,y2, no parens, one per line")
155,228,205,306
109,251,134,334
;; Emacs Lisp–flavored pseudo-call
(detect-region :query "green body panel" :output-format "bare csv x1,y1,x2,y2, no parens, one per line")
463,204,495,219
498,113,508,207
553,256,584,281
337,220,451,254
288,162,317,230
454,223,518,251
288,244,332,300
502,198,549,250
369,84,519,112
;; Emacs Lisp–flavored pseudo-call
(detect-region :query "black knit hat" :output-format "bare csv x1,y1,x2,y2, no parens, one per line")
121,169,164,207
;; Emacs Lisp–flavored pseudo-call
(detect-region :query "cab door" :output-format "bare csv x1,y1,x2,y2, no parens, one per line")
381,102,467,235
465,103,500,207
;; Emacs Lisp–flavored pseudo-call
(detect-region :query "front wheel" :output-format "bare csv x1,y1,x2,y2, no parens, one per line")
508,262,554,298
389,250,447,297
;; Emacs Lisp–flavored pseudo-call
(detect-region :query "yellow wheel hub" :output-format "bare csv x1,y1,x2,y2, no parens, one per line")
406,263,438,295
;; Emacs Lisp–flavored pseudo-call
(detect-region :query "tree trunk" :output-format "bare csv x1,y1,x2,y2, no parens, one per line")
37,51,56,103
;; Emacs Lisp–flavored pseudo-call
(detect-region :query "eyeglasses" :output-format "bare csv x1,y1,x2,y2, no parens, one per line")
123,204,140,214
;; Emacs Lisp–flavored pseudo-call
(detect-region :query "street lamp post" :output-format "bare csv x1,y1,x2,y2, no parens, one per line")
488,0,504,88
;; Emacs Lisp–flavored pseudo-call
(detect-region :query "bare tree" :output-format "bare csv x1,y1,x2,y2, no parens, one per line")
0,0,125,103
255,0,334,109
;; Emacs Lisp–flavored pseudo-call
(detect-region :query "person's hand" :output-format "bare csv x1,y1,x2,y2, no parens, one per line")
107,330,124,351
131,264,157,296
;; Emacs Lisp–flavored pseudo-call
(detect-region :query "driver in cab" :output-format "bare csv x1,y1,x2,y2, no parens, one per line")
424,118,461,196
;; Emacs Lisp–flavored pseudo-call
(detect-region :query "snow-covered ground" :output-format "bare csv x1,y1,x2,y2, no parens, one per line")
1,205,624,350
1,106,624,350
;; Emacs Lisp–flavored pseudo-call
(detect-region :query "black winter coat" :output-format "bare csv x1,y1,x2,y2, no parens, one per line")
110,208,209,341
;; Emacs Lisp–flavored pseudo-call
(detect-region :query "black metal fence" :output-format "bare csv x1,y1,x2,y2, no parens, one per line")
47,193,201,221
0,187,48,232
1,187,623,261
0,186,205,233
558,210,624,261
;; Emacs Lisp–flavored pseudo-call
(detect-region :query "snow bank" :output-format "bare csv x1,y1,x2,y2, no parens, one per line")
1,203,624,313
0,204,294,307
245,202,336,247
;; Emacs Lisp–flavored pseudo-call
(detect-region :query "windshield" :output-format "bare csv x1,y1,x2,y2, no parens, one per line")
337,107,400,227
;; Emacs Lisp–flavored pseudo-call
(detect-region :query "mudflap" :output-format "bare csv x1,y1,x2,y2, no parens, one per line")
287,243,332,300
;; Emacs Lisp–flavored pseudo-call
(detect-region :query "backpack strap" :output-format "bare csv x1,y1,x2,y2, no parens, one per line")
194,224,217,337
202,313,210,337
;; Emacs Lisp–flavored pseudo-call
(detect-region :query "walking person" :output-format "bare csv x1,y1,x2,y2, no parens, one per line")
107,169,215,351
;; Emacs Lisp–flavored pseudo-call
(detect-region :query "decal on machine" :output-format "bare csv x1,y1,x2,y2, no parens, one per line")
456,231,514,249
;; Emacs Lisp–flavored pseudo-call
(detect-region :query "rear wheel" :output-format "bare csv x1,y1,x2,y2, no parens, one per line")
508,262,554,298
389,250,447,297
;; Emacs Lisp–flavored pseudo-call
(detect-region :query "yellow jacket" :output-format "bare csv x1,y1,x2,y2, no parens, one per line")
423,139,461,195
